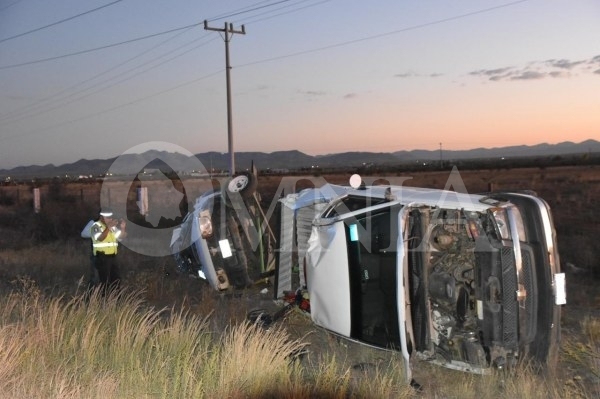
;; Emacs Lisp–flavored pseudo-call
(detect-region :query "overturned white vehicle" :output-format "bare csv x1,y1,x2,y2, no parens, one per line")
170,172,275,290
171,176,566,377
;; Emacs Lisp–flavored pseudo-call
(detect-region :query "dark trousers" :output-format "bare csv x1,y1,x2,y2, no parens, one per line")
95,253,121,291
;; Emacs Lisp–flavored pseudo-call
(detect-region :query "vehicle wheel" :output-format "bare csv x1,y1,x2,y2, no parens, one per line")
225,172,258,199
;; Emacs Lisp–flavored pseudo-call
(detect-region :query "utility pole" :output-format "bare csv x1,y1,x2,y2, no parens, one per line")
204,20,246,176
439,142,443,169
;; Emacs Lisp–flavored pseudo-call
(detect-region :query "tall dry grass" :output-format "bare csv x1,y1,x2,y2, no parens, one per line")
0,275,598,397
561,315,600,397
411,360,580,399
0,281,301,398
0,280,412,398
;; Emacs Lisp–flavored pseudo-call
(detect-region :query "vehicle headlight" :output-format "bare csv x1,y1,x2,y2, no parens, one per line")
491,208,511,240
199,211,213,238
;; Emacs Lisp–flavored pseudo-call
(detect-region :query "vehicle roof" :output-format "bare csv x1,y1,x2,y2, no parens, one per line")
283,183,497,212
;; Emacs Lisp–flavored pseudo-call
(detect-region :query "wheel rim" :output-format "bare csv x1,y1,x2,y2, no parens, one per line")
228,175,249,192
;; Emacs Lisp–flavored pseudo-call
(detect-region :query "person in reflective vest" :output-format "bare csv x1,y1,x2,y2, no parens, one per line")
90,208,127,292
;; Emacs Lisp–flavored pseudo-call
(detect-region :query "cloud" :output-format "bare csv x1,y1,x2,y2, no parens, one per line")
511,70,546,80
395,72,416,78
470,67,513,81
548,71,567,78
298,89,326,96
470,67,512,76
394,71,443,78
343,93,357,99
296,89,327,102
470,55,600,82
545,58,584,69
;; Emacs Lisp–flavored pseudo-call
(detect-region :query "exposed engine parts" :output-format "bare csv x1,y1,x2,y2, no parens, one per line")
420,208,488,367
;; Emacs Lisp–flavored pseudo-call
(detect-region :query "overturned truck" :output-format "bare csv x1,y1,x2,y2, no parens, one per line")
170,173,566,379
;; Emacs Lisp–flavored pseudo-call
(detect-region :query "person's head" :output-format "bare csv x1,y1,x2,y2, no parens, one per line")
99,208,114,224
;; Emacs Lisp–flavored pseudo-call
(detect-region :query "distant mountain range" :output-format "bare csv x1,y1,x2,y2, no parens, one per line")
1,139,599,179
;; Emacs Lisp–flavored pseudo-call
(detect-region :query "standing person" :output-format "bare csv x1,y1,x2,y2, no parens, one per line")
90,208,127,292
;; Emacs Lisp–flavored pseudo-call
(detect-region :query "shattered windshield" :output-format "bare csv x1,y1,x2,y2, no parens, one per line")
323,195,389,219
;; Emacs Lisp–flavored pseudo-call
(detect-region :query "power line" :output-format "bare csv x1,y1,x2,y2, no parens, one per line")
207,0,295,22
0,22,203,70
0,35,217,126
0,0,530,144
0,1,311,123
0,0,528,71
0,0,124,44
5,0,529,110
240,0,331,26
0,0,317,123
0,70,224,143
0,27,202,123
239,0,530,68
0,0,26,12
0,0,300,70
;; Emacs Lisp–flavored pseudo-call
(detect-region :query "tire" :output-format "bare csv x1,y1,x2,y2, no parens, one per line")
225,172,258,199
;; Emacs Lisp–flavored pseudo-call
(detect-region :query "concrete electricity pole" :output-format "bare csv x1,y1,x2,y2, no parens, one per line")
204,20,246,176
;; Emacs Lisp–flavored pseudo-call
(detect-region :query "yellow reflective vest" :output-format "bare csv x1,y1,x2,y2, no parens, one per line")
90,221,121,256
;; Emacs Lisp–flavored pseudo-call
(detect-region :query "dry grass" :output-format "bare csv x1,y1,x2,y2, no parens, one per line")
562,316,600,397
0,282,303,398
0,255,599,398
411,360,583,399
0,281,412,398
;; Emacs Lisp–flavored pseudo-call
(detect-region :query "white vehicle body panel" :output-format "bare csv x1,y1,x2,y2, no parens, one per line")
306,222,352,337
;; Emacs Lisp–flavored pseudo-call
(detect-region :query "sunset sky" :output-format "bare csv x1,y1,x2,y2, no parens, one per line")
0,0,598,170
